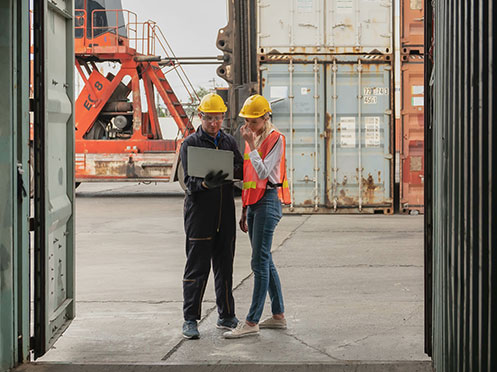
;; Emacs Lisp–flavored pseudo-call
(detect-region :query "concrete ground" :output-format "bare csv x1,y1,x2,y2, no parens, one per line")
30,182,431,371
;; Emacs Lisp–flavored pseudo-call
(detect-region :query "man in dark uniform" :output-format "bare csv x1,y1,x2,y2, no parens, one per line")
180,93,243,339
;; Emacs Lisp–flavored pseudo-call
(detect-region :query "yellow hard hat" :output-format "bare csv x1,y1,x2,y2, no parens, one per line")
197,93,227,113
239,94,271,118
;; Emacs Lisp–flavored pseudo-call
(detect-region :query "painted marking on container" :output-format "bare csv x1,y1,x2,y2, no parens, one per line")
301,87,311,95
297,0,313,12
299,137,314,144
412,85,424,95
412,97,424,106
365,117,381,148
410,156,423,171
410,0,423,10
364,96,377,104
340,117,356,148
336,0,353,13
270,86,288,98
364,87,389,95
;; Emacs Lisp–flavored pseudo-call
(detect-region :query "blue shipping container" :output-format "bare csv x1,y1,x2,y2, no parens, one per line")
261,56,393,213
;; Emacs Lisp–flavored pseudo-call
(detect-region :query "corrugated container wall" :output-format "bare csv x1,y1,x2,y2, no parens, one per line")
399,55,424,213
257,0,393,55
425,0,497,370
261,55,393,213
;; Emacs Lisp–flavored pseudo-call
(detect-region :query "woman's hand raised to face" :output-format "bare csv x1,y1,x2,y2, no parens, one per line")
240,123,256,151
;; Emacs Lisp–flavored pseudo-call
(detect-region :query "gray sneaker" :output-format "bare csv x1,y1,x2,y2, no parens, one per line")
223,322,259,339
216,316,239,330
182,320,200,339
259,316,287,329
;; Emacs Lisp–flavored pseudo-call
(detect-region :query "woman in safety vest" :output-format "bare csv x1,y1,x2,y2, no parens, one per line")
224,94,291,339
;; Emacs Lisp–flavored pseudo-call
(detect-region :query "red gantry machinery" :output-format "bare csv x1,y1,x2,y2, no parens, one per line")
74,0,197,182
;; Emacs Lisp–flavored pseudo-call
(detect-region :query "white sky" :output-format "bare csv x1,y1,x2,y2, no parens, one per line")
120,0,229,94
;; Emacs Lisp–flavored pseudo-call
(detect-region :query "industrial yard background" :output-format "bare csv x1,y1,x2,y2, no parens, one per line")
1,0,496,372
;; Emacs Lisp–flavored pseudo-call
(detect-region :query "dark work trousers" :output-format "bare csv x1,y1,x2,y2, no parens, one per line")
183,231,236,321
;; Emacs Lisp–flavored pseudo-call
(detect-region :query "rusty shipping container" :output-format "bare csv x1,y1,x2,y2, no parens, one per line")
401,0,424,51
260,55,394,213
257,0,393,55
399,56,424,213
397,0,425,213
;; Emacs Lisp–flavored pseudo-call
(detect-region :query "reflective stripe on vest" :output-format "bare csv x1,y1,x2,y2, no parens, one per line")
243,181,257,190
242,131,291,207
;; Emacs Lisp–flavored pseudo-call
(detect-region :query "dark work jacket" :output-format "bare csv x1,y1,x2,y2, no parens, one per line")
180,127,244,239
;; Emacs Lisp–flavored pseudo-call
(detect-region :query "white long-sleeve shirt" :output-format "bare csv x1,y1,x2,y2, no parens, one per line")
248,130,283,187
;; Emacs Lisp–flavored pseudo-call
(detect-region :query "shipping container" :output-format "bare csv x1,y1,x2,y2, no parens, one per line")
400,0,424,49
257,0,393,55
260,55,393,213
399,56,424,213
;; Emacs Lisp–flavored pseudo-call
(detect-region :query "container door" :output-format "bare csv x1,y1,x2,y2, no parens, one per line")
401,0,424,47
33,0,75,357
400,58,424,213
326,58,393,212
0,0,30,369
261,62,326,210
327,0,393,54
258,0,325,54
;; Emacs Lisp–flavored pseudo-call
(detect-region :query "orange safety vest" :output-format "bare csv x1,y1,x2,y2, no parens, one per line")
242,130,291,207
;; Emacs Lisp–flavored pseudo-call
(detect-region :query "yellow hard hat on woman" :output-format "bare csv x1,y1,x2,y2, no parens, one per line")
197,93,227,113
239,94,271,118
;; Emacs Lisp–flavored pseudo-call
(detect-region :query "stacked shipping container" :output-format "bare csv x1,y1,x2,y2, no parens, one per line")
257,0,394,213
398,0,424,213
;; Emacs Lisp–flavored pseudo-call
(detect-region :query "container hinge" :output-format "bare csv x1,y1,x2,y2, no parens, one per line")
384,154,393,160
384,109,393,115
29,98,35,112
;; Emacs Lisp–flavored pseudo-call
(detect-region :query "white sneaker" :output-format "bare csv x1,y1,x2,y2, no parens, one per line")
259,316,287,329
223,322,259,339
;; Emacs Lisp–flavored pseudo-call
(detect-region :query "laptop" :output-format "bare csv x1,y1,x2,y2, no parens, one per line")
187,146,234,181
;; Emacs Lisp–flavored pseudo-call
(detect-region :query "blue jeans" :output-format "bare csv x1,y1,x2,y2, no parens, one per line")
246,189,284,323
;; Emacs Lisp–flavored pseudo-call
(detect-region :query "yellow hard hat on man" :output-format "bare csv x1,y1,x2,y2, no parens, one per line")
197,93,227,113
239,94,271,118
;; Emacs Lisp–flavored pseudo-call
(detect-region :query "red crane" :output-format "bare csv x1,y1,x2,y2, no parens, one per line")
74,0,196,183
